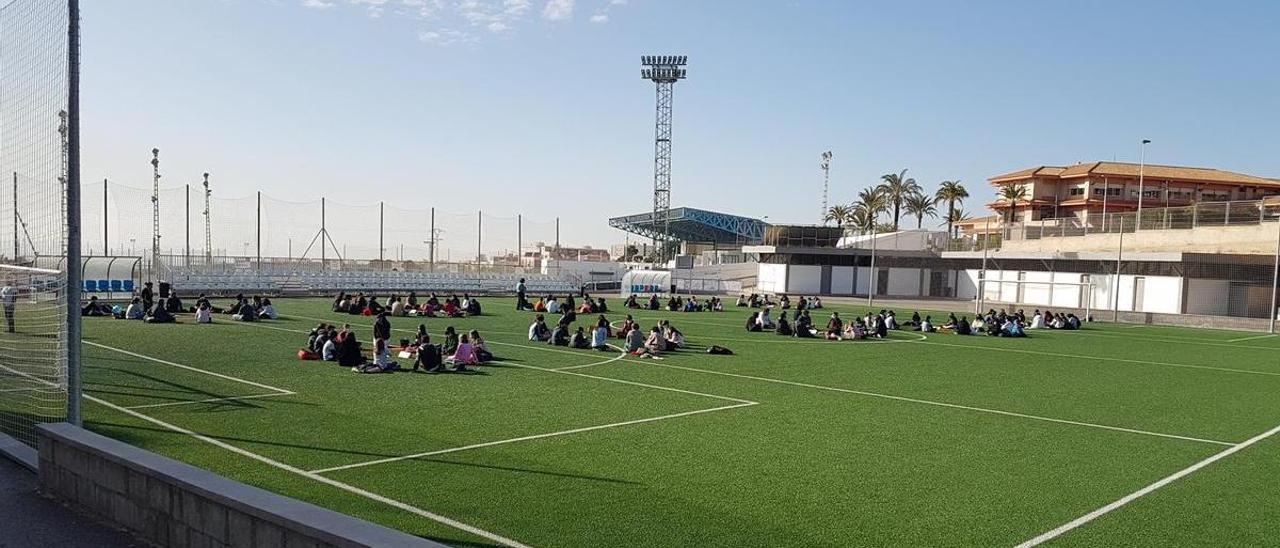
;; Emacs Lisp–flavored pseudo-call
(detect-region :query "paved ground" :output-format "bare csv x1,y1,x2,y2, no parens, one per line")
0,457,140,548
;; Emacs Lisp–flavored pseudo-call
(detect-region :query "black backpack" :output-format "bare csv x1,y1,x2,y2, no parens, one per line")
706,345,733,355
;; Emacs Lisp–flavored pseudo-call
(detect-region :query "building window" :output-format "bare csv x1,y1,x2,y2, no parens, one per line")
1069,187,1085,196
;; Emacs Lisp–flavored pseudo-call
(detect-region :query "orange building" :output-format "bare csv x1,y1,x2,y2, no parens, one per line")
987,161,1280,223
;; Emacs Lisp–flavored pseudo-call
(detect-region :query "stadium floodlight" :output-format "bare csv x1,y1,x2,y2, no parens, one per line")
640,54,689,262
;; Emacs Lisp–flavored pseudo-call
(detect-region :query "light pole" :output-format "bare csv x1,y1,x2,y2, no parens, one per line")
640,55,688,263
820,151,833,224
1136,139,1151,230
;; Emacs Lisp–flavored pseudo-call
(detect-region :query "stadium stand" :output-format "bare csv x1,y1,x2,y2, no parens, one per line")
166,268,577,296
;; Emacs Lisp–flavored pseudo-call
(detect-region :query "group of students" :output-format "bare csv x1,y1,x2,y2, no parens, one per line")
88,290,275,324
735,293,823,310
333,291,481,318
621,293,724,313
527,294,608,315
526,310,686,359
305,313,494,374
747,308,891,341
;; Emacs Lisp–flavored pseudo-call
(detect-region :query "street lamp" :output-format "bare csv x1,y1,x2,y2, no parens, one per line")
1136,139,1151,230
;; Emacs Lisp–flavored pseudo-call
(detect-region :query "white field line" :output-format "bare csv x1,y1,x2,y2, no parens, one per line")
916,339,1280,378
617,315,930,345
551,344,629,370
0,361,531,548
624,360,1234,447
1226,333,1278,343
1016,423,1280,547
84,341,294,394
310,401,759,474
123,391,295,410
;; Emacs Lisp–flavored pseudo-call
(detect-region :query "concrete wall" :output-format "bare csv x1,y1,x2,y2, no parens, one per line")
886,268,921,296
1002,222,1280,254
830,266,855,295
757,263,787,294
37,423,439,548
786,265,823,294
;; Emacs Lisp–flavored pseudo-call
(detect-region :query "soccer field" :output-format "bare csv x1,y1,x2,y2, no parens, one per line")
69,297,1280,547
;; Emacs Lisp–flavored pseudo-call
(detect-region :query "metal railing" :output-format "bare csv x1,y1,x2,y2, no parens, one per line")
1004,199,1280,241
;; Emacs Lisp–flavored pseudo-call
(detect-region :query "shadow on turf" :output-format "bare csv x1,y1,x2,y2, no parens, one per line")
419,458,643,486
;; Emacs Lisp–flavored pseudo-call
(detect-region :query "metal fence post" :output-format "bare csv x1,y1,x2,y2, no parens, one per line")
976,218,989,315
1270,218,1280,333
1112,221,1124,322
867,223,877,307
66,0,83,426
255,191,261,272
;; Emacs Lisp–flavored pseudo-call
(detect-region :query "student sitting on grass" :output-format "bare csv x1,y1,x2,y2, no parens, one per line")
81,296,109,316
594,315,612,338
195,302,213,324
662,322,685,349
624,295,640,309
844,318,867,340
884,311,899,330
1066,314,1082,329
592,323,610,351
735,294,748,307
624,325,651,357
794,310,815,338
353,336,399,373
122,297,145,320
469,330,493,363
616,315,636,339
145,299,176,323
1001,317,1026,337
550,321,571,346
745,312,763,332
872,314,888,339
648,294,660,311
528,314,551,342
533,297,547,313
442,326,460,356
596,297,608,313
1029,310,1045,329
758,307,776,330
337,331,365,368
166,294,184,313
546,297,561,314
259,298,278,320
954,316,973,335
322,328,339,361
446,334,478,371
232,298,258,322
645,326,668,354
776,311,793,336
920,315,935,333
571,327,591,349
465,295,482,316
825,312,843,341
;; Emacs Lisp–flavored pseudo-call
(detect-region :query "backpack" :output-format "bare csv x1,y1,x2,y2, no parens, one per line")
297,349,320,361
706,345,733,355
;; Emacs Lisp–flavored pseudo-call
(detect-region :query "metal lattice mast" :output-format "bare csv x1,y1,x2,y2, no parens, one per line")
150,148,160,280
202,173,212,263
820,151,833,224
641,55,687,262
58,111,69,251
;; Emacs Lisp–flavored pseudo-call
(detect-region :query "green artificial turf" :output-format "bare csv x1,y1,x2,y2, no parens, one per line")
12,297,1280,546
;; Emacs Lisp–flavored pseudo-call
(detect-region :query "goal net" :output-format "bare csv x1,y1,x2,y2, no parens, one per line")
0,0,73,448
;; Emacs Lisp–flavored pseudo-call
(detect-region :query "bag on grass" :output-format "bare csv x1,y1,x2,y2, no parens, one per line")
297,349,320,361
706,345,733,355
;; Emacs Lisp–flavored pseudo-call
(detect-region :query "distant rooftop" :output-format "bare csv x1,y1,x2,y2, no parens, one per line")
990,161,1279,188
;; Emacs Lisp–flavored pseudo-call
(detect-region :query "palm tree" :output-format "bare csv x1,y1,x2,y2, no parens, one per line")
998,184,1028,226
824,204,854,228
852,187,890,233
877,169,921,231
903,192,937,229
934,180,969,237
944,206,972,239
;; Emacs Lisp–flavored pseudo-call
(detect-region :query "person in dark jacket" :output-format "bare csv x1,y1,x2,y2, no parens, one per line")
373,312,391,342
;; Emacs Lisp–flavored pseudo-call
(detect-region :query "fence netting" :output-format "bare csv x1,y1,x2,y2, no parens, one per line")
0,0,71,446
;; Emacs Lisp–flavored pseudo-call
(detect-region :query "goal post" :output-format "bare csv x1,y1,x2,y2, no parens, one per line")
975,276,1097,322
0,264,69,446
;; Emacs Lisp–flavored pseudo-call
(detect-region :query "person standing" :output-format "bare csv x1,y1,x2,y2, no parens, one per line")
515,278,527,311
0,284,16,333
140,281,155,310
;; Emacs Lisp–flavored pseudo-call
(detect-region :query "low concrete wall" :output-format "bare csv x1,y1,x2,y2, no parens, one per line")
1002,223,1279,254
37,423,442,548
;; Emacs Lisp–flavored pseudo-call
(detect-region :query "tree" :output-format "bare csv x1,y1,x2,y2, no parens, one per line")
824,204,854,228
877,169,921,231
998,184,1028,226
944,206,972,240
903,192,937,229
934,180,969,238
852,187,890,233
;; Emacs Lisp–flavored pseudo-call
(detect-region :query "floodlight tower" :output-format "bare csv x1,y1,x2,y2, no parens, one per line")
150,148,161,281
202,173,212,263
820,151,833,224
58,111,69,249
641,55,687,263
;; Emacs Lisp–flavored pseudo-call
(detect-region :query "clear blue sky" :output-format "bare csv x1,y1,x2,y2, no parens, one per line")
80,0,1280,256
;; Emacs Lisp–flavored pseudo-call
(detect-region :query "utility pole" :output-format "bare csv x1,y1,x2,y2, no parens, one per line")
820,151,833,224
202,173,212,264
150,148,160,281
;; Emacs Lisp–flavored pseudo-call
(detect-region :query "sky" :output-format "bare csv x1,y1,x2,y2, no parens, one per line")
78,0,1280,258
